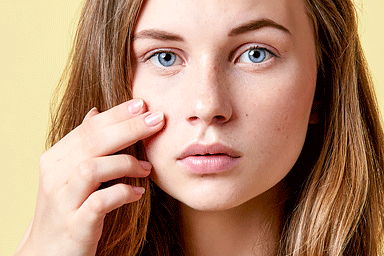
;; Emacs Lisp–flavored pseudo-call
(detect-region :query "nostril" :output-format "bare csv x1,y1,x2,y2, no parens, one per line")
188,115,229,125
215,115,227,122
189,116,199,121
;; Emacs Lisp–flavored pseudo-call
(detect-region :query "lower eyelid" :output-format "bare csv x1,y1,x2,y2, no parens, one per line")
236,56,279,72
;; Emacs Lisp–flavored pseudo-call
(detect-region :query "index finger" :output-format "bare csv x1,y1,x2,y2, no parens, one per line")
72,111,165,159
45,99,147,162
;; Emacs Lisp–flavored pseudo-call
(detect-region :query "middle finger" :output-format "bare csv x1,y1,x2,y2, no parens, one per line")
62,154,152,210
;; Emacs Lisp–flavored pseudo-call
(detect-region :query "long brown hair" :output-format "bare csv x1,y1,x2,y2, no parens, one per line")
279,0,384,255
47,0,384,255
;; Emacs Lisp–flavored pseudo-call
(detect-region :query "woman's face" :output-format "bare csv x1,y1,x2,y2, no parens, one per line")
132,0,317,211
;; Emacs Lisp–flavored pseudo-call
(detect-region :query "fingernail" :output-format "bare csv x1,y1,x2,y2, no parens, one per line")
145,111,164,126
128,99,143,114
83,107,98,122
85,107,98,117
139,161,152,171
133,186,145,195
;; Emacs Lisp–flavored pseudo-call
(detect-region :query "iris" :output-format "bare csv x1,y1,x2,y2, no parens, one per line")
157,52,176,67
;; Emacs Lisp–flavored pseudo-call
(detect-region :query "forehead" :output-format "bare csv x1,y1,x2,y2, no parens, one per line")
135,0,309,37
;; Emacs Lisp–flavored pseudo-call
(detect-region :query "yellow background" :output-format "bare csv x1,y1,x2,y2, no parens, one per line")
1,0,383,255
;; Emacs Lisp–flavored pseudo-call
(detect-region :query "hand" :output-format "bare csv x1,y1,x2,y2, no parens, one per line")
15,99,164,256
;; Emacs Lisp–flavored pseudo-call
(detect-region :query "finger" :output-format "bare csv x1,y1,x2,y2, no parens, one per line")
85,99,145,130
71,111,164,160
63,155,151,209
46,99,147,162
74,183,145,238
83,107,99,122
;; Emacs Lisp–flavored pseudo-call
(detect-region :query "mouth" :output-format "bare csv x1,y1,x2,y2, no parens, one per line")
177,144,241,175
177,143,241,159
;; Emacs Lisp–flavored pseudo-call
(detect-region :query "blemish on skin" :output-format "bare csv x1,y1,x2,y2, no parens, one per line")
245,114,248,117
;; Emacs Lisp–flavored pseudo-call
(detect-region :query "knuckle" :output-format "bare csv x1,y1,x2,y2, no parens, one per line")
39,174,56,197
125,119,142,137
88,194,107,214
39,152,50,175
80,134,100,156
123,155,136,170
38,153,56,196
116,184,137,205
118,184,131,199
77,160,98,185
110,110,121,123
79,118,95,138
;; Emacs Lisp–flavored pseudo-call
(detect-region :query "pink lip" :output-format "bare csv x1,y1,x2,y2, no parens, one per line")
177,144,241,175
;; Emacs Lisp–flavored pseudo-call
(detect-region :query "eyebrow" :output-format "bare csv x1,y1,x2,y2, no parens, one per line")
132,18,291,42
133,29,185,42
228,19,291,37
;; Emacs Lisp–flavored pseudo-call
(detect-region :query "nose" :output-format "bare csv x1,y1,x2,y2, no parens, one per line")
185,62,233,126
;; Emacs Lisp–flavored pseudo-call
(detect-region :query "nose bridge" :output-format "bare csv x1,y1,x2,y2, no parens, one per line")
186,55,232,125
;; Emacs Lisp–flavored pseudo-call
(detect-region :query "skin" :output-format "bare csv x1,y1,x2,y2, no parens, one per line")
16,0,317,255
132,0,317,254
15,102,165,255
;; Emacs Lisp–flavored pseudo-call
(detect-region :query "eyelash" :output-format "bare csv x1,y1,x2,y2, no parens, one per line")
145,50,182,69
143,45,278,69
236,46,277,64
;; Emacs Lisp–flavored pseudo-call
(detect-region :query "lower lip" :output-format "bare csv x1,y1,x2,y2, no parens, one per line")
178,155,241,175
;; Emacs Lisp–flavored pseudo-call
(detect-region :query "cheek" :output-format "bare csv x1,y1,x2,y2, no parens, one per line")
246,77,315,132
243,68,316,162
133,69,169,111
277,80,316,139
132,71,177,157
245,93,309,154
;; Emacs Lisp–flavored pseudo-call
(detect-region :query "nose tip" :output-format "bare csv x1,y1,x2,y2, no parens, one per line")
187,93,233,125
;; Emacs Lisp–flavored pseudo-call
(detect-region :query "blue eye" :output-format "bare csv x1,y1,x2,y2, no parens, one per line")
149,51,177,67
238,47,274,64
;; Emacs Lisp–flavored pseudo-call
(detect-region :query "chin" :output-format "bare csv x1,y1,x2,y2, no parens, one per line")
162,181,258,212
181,199,244,212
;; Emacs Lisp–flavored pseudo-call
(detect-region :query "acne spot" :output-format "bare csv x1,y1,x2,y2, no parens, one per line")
245,114,248,117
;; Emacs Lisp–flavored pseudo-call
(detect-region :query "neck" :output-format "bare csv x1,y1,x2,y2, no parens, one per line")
178,183,286,256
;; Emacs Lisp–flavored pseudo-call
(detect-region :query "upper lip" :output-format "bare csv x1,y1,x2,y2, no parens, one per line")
177,143,241,160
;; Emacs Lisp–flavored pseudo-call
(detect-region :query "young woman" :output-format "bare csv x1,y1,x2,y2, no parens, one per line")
15,0,384,255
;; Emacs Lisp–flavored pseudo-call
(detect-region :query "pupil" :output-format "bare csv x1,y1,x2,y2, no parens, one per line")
163,53,172,62
251,50,261,59
249,49,265,63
